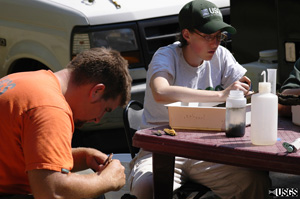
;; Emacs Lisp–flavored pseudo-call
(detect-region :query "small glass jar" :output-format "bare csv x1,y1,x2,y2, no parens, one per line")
225,90,246,137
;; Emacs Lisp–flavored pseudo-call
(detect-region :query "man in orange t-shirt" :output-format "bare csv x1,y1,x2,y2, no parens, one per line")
0,47,132,198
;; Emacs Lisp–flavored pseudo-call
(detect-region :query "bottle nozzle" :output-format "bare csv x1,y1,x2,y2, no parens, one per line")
259,70,271,93
261,71,266,82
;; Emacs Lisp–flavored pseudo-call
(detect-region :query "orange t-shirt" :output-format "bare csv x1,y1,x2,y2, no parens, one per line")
0,70,74,194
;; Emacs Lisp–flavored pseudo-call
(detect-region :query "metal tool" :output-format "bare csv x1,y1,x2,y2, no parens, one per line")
103,153,113,166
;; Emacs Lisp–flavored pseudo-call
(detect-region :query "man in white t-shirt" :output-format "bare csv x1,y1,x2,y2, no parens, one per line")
129,0,271,198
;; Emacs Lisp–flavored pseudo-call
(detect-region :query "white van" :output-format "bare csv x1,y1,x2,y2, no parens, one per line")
0,0,230,130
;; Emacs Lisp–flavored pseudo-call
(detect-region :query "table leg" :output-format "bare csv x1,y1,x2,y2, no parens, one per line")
152,153,175,199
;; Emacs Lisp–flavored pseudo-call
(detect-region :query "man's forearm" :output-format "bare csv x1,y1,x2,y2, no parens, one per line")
72,147,89,171
29,169,113,199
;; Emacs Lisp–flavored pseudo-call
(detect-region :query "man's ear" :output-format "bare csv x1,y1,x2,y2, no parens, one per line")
90,84,105,101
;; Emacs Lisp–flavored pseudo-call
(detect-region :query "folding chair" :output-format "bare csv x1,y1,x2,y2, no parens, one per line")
123,100,144,159
123,100,210,199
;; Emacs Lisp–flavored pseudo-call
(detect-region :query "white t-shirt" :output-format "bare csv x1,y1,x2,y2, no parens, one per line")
141,42,246,128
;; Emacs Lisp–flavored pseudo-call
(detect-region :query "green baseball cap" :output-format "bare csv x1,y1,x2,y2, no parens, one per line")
179,0,236,34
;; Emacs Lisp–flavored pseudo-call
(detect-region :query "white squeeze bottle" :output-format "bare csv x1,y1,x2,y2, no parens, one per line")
251,71,278,145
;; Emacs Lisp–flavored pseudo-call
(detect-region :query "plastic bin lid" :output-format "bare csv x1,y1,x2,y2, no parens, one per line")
259,49,277,58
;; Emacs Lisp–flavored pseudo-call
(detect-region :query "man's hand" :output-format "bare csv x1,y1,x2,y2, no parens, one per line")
72,147,107,172
84,148,109,172
97,159,126,191
72,147,126,190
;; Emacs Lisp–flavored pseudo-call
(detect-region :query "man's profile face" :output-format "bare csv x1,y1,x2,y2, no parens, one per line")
73,95,121,129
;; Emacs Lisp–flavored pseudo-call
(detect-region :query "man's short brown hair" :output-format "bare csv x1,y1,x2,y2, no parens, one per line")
67,47,132,107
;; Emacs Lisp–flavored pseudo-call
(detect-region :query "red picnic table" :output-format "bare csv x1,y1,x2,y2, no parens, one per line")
133,117,300,199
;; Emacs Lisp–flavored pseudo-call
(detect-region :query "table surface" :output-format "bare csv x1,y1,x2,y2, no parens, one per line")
133,117,300,175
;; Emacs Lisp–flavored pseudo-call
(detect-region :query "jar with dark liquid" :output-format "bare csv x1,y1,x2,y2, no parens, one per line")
225,90,246,137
